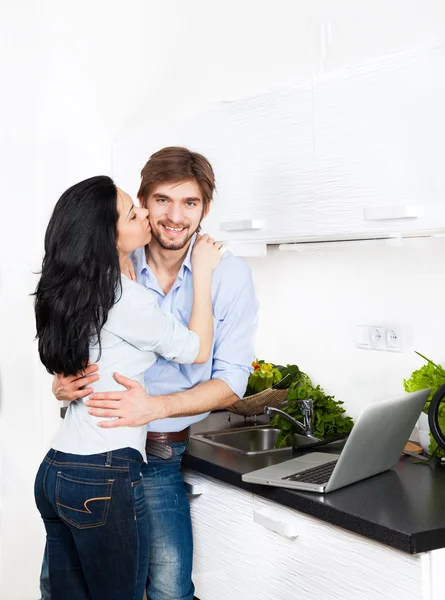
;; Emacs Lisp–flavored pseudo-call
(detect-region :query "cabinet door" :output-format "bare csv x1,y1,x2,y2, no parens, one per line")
314,42,445,240
251,495,422,600
182,469,256,600
208,83,314,244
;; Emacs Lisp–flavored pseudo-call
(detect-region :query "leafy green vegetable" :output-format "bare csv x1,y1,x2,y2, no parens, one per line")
245,359,353,447
245,362,308,397
403,351,445,412
271,375,354,448
403,351,445,457
276,364,303,387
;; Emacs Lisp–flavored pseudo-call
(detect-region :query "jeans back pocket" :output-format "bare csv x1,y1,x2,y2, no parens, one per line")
56,472,114,529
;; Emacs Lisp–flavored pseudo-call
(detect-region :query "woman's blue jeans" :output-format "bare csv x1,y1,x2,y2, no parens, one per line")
39,442,194,600
34,447,149,600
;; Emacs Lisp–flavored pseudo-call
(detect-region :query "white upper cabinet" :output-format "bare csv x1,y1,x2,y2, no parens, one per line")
114,39,445,246
207,84,314,243
313,41,445,240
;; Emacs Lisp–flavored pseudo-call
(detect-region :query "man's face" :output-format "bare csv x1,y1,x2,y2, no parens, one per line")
144,180,208,251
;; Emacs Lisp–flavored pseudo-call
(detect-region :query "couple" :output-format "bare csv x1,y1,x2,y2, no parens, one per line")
35,146,258,600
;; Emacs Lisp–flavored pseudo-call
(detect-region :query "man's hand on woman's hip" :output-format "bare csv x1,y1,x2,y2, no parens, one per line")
52,364,99,401
85,373,167,427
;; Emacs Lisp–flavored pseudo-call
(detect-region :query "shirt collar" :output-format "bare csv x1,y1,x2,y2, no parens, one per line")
131,246,150,279
181,233,196,276
132,233,197,281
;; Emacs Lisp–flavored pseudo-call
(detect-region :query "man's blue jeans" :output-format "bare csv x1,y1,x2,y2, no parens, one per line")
35,447,149,600
39,441,194,600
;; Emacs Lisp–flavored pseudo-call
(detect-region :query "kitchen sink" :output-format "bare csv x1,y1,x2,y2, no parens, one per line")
191,426,291,455
191,426,348,455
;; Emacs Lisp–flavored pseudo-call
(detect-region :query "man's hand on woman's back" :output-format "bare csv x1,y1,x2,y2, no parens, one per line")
52,364,99,401
85,373,165,427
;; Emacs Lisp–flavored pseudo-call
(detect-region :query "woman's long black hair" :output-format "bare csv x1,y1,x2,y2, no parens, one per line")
34,175,122,376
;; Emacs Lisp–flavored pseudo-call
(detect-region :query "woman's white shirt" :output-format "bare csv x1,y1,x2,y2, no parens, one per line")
52,275,200,461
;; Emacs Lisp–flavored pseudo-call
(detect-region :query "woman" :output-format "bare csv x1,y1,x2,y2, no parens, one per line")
34,175,222,600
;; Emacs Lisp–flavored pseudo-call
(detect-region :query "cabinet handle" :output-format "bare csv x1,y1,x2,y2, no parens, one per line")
363,205,424,221
220,220,266,232
223,242,267,257
253,508,300,539
184,482,206,496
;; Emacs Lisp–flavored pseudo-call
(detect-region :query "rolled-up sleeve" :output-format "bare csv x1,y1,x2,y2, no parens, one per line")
212,260,258,399
104,277,200,364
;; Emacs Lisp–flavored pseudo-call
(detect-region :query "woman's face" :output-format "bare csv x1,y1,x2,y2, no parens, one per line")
116,187,151,255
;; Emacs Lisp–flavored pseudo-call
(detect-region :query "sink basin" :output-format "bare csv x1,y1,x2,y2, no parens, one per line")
191,426,348,455
191,426,292,455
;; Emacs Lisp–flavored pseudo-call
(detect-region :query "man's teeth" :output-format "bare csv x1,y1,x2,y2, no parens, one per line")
164,226,184,232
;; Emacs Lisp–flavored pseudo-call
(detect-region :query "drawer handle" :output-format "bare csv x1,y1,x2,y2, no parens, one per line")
363,205,424,221
184,482,206,496
253,508,300,539
220,220,266,232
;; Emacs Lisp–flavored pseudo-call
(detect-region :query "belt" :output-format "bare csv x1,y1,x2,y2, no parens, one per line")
145,427,190,460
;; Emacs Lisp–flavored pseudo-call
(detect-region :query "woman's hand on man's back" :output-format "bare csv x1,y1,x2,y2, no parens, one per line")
52,364,100,401
191,234,225,273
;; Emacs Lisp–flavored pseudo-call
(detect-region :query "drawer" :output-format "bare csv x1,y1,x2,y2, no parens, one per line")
251,495,422,600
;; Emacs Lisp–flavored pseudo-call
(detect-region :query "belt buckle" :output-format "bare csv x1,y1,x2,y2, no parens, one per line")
146,439,173,460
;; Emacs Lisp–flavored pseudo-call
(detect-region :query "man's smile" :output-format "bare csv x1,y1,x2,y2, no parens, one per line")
161,224,187,235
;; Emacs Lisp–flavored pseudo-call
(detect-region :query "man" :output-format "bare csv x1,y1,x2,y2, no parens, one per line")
42,146,258,600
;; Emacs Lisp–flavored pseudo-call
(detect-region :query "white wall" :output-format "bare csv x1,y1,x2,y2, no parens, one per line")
2,1,445,598
0,2,47,598
247,237,445,419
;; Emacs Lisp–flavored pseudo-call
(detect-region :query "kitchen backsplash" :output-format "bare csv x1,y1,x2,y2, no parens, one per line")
245,236,445,419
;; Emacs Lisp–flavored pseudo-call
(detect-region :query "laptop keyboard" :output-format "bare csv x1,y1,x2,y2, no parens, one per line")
282,460,338,484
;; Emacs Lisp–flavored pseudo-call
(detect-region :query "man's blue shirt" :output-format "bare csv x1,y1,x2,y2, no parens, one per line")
131,235,258,432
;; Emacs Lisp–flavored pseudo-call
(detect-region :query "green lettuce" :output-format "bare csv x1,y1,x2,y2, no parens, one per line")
271,375,353,448
403,351,445,457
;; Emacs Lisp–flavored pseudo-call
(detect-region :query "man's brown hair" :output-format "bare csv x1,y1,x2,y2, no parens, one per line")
137,146,216,214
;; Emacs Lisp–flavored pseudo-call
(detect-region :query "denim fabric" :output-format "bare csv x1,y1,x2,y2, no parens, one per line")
35,447,149,600
142,441,194,600
39,443,193,600
39,545,50,600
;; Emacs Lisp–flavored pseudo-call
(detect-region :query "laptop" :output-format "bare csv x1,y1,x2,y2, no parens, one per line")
242,389,430,493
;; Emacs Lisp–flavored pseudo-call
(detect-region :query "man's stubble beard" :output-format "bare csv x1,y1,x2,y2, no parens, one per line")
150,223,198,251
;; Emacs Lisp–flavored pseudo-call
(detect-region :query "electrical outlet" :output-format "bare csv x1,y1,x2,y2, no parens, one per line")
356,325,404,352
370,326,386,350
386,328,403,352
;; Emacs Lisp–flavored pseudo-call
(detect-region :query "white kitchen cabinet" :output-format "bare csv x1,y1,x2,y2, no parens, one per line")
114,40,445,246
202,83,314,244
183,469,441,600
183,470,256,600
313,41,445,241
251,495,421,600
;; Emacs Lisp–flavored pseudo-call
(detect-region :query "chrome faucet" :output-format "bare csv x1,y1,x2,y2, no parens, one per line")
264,399,318,440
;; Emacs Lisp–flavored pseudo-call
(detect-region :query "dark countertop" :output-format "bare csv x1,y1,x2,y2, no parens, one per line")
183,411,445,555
